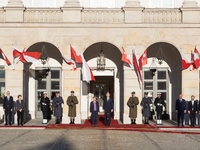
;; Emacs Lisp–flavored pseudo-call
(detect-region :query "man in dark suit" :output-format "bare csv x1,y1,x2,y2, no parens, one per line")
188,95,197,127
3,91,14,125
175,94,186,127
90,96,99,127
103,92,113,127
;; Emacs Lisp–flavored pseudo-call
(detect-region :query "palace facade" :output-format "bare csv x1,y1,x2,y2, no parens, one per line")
0,0,200,124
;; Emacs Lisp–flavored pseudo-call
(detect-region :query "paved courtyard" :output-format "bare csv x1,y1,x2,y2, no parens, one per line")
0,129,200,150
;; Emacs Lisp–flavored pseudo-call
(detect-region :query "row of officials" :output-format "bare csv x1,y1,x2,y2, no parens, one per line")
2,90,200,127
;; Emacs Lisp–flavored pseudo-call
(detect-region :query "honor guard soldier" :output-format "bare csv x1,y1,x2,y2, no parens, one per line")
127,91,139,124
67,90,78,124
154,92,165,125
40,92,50,124
52,91,64,124
141,92,152,124
3,91,13,126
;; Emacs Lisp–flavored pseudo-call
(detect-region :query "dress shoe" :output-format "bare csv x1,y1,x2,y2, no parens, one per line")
4,124,8,126
9,124,12,126
92,124,94,127
95,125,97,127
108,124,110,127
105,124,107,127
181,125,184,127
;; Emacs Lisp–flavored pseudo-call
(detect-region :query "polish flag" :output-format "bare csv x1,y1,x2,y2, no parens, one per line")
121,47,132,65
0,49,11,66
80,53,95,82
139,49,148,68
13,46,22,58
71,45,82,63
19,50,42,64
181,51,192,70
59,49,76,71
192,47,200,68
133,48,143,85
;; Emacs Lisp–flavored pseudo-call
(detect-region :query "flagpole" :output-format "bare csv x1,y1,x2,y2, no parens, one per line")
12,44,15,70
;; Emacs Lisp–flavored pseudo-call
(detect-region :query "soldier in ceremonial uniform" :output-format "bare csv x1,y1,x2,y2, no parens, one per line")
67,90,78,124
141,92,152,124
52,91,63,124
40,92,50,124
154,92,165,125
127,91,139,124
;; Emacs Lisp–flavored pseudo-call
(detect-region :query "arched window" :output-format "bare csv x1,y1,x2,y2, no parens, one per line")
90,0,115,8
149,0,174,8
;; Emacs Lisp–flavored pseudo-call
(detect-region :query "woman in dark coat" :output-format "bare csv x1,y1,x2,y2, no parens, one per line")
141,92,152,124
40,92,50,124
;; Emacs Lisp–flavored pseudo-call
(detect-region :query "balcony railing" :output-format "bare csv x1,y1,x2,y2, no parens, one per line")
142,8,182,23
81,8,124,23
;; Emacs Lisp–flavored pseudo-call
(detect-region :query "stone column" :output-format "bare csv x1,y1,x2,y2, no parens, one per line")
4,0,25,22
181,0,200,23
123,0,143,23
61,0,82,22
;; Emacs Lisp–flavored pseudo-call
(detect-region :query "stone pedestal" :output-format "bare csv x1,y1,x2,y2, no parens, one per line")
62,0,82,23
7,0,24,7
181,1,200,23
123,0,143,23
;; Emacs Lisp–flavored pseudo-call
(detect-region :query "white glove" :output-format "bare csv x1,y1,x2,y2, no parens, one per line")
42,103,46,105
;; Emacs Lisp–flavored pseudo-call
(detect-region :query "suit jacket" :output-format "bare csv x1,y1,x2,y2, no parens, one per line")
3,96,14,110
16,100,25,111
90,101,99,112
103,98,113,112
175,99,186,113
188,100,197,112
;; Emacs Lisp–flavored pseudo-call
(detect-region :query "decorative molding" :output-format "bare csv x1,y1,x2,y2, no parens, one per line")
24,8,63,23
7,0,24,7
0,9,5,22
143,9,182,23
81,8,124,23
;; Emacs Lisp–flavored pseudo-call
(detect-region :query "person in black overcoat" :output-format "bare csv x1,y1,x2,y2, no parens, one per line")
188,95,197,127
40,92,50,124
175,94,186,127
103,92,113,127
141,92,152,124
3,91,13,125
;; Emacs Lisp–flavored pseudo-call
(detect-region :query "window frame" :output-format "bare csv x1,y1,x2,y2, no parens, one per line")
32,0,56,7
90,0,115,8
149,0,174,8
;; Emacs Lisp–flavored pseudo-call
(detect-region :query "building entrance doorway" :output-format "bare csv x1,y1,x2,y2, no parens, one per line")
90,76,114,115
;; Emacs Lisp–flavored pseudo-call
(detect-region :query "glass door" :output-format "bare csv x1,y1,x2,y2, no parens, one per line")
35,68,62,118
143,68,169,114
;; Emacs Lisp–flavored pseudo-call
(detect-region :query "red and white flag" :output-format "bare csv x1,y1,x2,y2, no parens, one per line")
0,49,11,66
80,53,95,82
60,49,76,71
139,49,148,68
182,51,192,70
71,45,82,64
13,46,22,58
133,48,143,85
192,47,200,68
121,47,132,65
19,50,42,64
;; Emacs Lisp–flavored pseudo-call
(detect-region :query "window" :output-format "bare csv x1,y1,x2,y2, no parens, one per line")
150,0,174,8
32,0,56,7
0,66,5,105
90,0,115,8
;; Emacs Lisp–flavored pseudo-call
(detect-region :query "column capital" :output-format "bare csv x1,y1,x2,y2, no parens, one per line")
182,0,199,8
124,0,142,7
6,0,24,7
63,0,81,7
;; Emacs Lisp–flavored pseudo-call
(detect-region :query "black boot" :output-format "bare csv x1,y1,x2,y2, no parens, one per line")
144,119,146,124
131,119,133,124
73,119,75,124
133,119,136,124
70,119,72,124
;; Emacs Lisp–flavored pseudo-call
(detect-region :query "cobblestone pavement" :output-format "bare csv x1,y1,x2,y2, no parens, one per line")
0,129,200,150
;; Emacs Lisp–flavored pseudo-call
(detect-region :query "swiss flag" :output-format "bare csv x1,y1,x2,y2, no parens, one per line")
0,49,11,66
139,49,148,68
71,45,82,63
13,46,22,58
80,53,95,82
192,47,200,68
19,50,42,64
181,51,192,70
133,48,143,85
121,47,132,65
